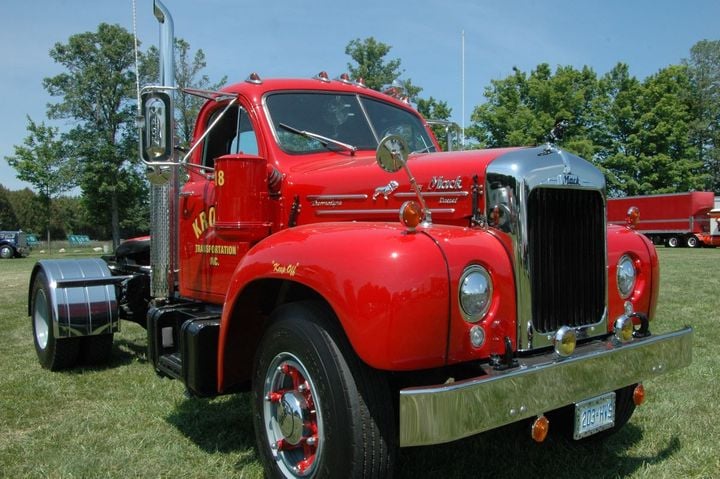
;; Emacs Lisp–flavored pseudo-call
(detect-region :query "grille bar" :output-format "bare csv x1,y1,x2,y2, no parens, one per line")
527,189,605,334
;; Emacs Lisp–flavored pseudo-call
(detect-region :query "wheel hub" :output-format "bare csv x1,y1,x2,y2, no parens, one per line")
278,391,308,445
33,289,50,350
263,353,323,477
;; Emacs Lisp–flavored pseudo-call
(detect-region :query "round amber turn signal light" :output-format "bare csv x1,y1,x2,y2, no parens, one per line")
633,384,646,406
400,201,423,231
531,415,550,443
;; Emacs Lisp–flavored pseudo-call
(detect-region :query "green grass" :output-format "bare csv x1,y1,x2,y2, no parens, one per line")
0,249,718,478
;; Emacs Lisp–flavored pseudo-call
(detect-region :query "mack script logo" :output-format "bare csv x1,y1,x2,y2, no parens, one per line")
428,176,463,191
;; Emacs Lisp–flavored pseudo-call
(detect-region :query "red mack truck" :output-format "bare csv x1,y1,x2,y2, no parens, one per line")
607,191,720,248
27,2,692,477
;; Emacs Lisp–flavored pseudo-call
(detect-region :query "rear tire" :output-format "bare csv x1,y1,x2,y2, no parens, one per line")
31,271,80,370
667,236,679,248
686,236,699,248
252,301,396,478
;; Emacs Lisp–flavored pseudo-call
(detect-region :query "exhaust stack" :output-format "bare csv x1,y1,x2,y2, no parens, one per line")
149,0,177,300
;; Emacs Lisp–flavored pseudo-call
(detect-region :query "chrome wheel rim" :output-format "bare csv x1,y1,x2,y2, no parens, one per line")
263,352,323,477
33,288,50,350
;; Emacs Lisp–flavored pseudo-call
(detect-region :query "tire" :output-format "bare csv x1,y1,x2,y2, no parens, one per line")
667,236,679,248
0,245,14,259
686,236,699,248
31,271,80,370
81,334,114,365
252,301,396,478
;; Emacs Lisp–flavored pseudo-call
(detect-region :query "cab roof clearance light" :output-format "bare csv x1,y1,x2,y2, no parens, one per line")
314,71,330,83
246,72,263,84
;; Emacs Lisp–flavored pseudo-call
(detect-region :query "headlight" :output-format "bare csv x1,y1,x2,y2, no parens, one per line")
617,255,637,299
459,265,493,322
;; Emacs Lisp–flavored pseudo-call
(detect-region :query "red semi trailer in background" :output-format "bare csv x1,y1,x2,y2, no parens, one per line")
608,191,720,248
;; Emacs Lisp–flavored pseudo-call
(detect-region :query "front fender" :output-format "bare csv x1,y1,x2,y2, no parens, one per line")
607,225,659,325
219,222,450,374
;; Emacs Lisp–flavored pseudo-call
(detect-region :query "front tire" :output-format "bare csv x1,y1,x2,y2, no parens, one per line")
31,271,80,370
252,301,396,478
0,245,14,259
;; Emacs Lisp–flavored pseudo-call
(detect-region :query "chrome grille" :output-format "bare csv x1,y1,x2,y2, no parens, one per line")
527,189,605,334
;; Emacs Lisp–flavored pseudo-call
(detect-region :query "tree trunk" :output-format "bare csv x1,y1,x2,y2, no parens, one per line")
111,190,120,251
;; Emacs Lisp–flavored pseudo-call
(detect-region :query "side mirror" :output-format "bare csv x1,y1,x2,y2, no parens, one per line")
140,90,173,163
375,134,433,227
375,135,409,173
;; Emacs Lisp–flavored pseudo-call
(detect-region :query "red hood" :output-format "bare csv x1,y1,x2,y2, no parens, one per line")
281,147,522,226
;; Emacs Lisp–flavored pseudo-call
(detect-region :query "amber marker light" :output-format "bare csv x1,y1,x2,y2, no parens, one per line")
399,201,423,232
625,206,640,229
531,415,550,443
633,384,646,406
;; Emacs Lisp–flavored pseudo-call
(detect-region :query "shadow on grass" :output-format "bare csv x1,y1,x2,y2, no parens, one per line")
112,337,149,364
397,420,681,479
166,393,259,468
162,393,681,478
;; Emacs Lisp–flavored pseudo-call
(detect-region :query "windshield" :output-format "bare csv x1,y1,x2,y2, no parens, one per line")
266,92,436,154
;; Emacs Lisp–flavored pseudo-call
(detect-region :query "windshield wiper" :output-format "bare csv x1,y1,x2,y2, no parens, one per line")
279,123,357,155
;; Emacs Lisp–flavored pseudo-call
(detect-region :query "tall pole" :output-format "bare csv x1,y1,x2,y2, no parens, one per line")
462,30,465,148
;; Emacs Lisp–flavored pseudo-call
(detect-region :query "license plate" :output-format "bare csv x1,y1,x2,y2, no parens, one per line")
574,392,616,439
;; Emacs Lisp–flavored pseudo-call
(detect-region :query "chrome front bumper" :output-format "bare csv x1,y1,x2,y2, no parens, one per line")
398,327,693,447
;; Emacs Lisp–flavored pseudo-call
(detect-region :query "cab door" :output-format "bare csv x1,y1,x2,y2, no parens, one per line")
178,100,262,303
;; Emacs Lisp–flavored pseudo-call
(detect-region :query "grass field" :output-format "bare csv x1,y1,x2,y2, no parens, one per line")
0,248,718,478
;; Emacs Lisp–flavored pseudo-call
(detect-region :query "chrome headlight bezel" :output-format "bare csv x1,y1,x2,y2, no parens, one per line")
617,255,637,299
458,265,493,323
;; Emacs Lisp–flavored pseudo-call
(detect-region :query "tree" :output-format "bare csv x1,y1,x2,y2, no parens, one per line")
5,117,78,245
467,62,708,196
141,38,227,147
608,65,705,195
345,37,402,91
467,64,600,151
591,63,645,195
416,97,453,150
0,185,19,230
345,37,422,101
43,23,146,249
684,40,720,192
5,188,45,234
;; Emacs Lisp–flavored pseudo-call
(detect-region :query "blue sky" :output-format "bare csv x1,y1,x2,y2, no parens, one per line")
1,0,719,191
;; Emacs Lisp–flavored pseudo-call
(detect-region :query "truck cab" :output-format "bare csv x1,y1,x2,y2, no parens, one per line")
0,230,28,259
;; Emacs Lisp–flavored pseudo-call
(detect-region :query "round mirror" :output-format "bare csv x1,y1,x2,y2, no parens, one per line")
376,135,409,173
